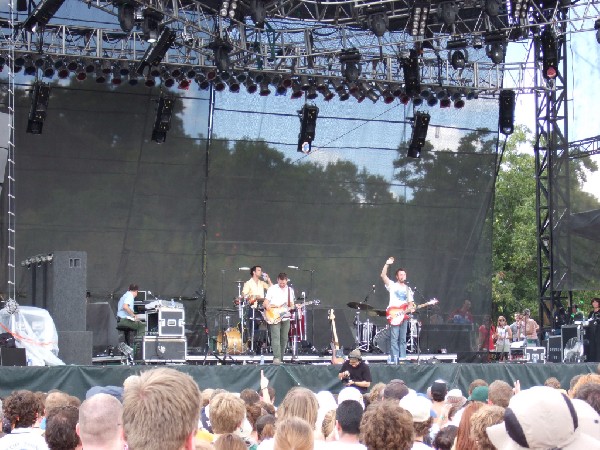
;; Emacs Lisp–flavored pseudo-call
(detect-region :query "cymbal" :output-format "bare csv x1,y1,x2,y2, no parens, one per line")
368,309,387,317
347,302,373,311
232,280,244,284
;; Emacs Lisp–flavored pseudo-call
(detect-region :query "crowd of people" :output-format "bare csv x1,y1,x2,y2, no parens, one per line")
1,360,600,450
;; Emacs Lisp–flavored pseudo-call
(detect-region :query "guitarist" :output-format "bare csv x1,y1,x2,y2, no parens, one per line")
264,273,294,365
381,257,415,361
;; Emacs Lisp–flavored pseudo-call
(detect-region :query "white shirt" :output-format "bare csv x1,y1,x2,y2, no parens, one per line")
386,281,414,308
0,428,49,450
265,284,295,309
322,441,366,449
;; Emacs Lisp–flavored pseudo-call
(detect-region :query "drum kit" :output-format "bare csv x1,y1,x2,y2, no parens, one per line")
214,280,315,356
347,301,420,354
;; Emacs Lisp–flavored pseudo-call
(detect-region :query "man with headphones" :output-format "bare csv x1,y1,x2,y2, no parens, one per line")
337,349,372,394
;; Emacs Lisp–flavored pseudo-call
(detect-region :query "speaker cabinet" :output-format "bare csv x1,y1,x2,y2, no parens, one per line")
1,348,27,366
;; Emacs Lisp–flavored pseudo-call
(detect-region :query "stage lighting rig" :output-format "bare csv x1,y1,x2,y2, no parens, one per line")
498,89,515,135
135,27,176,75
486,42,506,64
142,9,163,43
438,2,458,30
540,26,558,79
407,112,430,158
365,6,389,37
26,82,50,135
250,0,267,28
151,95,174,143
402,49,420,97
22,0,66,33
339,48,361,83
297,104,319,154
410,1,431,37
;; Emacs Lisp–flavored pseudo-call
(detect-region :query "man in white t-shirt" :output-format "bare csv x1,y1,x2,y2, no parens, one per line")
264,273,294,364
323,400,365,449
381,257,414,360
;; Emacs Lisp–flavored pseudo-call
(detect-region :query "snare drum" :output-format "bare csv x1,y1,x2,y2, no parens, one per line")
216,327,245,354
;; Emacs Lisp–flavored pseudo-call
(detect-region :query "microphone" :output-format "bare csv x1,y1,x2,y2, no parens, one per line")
239,267,250,271
287,265,299,270
372,285,376,293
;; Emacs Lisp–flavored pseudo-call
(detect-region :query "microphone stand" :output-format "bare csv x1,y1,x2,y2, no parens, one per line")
406,281,428,355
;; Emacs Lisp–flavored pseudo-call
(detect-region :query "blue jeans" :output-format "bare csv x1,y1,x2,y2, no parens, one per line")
390,321,408,360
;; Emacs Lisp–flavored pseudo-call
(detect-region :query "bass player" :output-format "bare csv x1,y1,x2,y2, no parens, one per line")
264,272,295,365
381,257,415,361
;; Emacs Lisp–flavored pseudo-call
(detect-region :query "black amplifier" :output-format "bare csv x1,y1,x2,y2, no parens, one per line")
146,308,185,337
134,336,187,363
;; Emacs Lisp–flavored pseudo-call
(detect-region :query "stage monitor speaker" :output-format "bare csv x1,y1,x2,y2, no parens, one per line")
0,348,27,366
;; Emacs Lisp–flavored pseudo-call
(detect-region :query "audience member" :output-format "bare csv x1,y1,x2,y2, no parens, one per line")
209,393,247,440
319,410,336,442
214,433,248,450
76,393,124,450
360,400,413,450
325,400,364,449
467,379,488,397
45,406,81,450
570,373,600,398
399,394,434,449
574,382,600,415
274,417,314,450
382,380,409,401
0,389,48,450
486,386,600,448
454,401,483,450
431,425,457,450
367,382,386,406
337,387,364,410
241,389,261,406
122,367,201,450
429,380,447,423
255,415,275,443
487,380,513,408
468,385,488,403
544,376,562,390
469,405,504,450
571,399,600,441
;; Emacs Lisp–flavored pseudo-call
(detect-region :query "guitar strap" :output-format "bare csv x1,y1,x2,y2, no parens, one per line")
287,287,291,308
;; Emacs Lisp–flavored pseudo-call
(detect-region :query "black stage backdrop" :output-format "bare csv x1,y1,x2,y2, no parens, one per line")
1,77,498,350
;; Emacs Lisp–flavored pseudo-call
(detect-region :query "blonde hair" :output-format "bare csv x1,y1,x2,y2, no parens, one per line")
274,417,314,450
209,392,246,434
570,374,600,398
469,405,505,450
277,387,319,429
320,409,337,441
123,368,201,450
213,433,247,450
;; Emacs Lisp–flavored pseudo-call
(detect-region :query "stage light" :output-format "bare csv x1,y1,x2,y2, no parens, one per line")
426,95,438,107
244,78,258,94
128,73,139,85
111,67,122,85
160,67,175,88
22,0,66,33
209,38,233,74
214,77,227,92
321,87,335,101
144,72,156,87
150,65,161,78
366,7,389,37
55,61,69,79
407,111,430,158
439,2,458,28
473,36,484,49
75,64,87,81
151,95,174,143
509,0,530,24
484,0,501,17
43,60,55,78
135,27,176,75
595,19,600,44
498,89,515,135
440,98,451,108
290,81,303,99
142,9,162,43
450,50,467,70
541,26,558,79
351,88,366,103
116,1,136,33
413,97,423,106
95,68,106,83
258,80,271,96
119,63,130,77
410,1,430,37
66,59,78,72
380,87,395,104
26,82,50,135
297,104,319,153
306,86,318,100
227,77,239,93
486,42,505,64
339,48,361,83
337,88,350,101
402,49,421,96
452,92,465,109
250,0,267,28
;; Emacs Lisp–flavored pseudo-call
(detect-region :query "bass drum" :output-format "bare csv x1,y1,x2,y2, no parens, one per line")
373,327,391,354
216,328,245,355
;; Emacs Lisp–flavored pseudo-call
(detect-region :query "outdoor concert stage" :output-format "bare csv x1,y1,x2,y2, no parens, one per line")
0,359,597,404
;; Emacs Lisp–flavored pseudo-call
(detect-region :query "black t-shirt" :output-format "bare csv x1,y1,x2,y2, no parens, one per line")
339,360,372,394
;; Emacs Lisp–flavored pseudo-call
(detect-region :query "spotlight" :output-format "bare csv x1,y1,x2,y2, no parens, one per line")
380,88,395,104
259,81,271,96
486,42,505,64
321,87,335,101
407,111,430,158
426,95,438,107
197,77,210,90
351,89,366,103
306,86,318,100
244,78,258,94
22,0,66,33
484,0,501,17
402,49,421,96
144,72,156,87
250,0,267,28
116,1,136,33
452,92,465,109
136,27,176,75
151,95,174,143
67,60,78,72
410,1,430,37
297,104,319,153
208,38,233,74
42,60,55,78
509,0,529,24
472,36,484,49
213,77,227,92
290,81,303,99
337,88,350,101
540,26,558,79
142,9,163,43
111,67,122,85
227,77,239,93
339,48,361,83
95,68,107,83
440,98,451,108
75,64,87,81
56,61,69,79
412,97,423,106
438,2,458,28
119,63,131,77
498,89,515,135
450,50,467,70
26,82,50,134
128,73,139,85
161,67,175,88
366,7,389,37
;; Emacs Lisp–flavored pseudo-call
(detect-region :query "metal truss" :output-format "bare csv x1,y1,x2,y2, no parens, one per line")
568,135,600,159
534,6,571,330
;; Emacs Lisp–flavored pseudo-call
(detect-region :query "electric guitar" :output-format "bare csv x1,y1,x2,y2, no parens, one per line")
386,299,439,326
263,300,320,324
328,309,345,364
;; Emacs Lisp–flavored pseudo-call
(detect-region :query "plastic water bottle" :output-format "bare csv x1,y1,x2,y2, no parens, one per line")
394,355,399,365
260,354,265,365
387,355,392,364
544,331,550,341
27,358,32,366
